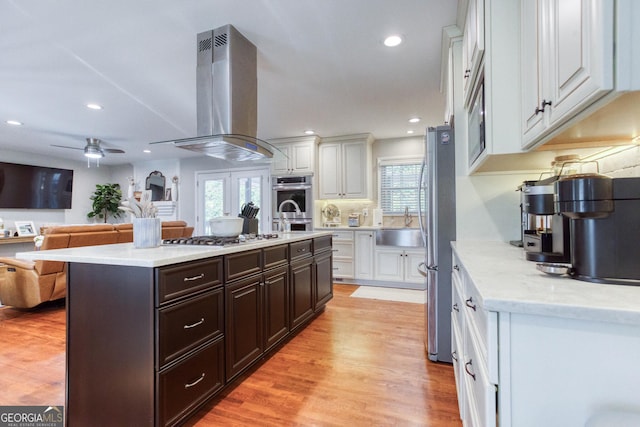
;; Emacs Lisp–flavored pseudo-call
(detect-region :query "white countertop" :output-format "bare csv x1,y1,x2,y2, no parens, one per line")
452,240,640,326
17,231,332,268
315,226,382,231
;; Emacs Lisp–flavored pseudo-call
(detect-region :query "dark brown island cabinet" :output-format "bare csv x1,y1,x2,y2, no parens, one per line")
64,235,332,426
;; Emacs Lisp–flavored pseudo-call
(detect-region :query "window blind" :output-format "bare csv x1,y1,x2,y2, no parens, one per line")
379,161,423,214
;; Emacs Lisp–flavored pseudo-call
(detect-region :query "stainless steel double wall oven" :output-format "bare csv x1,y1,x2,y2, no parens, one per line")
272,175,313,231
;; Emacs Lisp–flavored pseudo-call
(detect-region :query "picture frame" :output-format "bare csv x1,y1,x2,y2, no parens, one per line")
165,188,172,201
15,221,36,237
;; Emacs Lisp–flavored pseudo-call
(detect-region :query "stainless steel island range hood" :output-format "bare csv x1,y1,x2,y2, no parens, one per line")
158,25,273,161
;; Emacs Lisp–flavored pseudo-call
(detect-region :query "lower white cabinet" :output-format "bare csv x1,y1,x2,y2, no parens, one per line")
452,250,640,426
331,230,354,279
354,231,374,280
374,247,423,284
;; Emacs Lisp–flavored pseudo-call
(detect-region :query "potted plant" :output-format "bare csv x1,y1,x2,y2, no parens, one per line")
87,183,123,223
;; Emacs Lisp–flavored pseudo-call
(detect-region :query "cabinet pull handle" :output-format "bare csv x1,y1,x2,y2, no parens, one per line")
184,373,206,389
464,69,470,78
464,359,476,381
184,273,205,282
452,303,459,312
298,248,306,253
183,318,205,329
451,350,458,362
535,99,552,115
465,297,477,311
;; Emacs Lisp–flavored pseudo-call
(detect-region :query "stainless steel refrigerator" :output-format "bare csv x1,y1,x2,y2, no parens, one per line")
418,125,456,363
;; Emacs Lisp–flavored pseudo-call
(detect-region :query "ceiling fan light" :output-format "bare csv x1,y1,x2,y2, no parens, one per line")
84,145,104,158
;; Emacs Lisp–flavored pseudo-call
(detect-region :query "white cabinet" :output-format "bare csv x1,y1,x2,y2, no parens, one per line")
443,26,463,124
466,0,522,173
451,255,499,427
354,230,374,280
374,247,423,285
269,136,318,176
521,0,615,149
331,230,354,280
318,134,373,199
452,247,640,426
462,0,485,106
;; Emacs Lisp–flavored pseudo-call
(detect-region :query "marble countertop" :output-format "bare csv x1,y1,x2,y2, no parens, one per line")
17,231,332,268
452,240,640,325
315,226,421,231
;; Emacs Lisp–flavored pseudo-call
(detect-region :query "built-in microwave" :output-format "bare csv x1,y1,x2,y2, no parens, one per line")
468,76,485,166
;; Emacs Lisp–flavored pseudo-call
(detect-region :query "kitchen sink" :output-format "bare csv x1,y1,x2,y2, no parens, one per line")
375,228,424,248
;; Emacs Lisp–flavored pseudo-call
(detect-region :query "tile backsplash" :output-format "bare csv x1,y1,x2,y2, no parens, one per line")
597,145,640,177
314,199,421,228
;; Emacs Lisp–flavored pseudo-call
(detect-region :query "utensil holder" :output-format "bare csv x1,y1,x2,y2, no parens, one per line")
241,217,259,235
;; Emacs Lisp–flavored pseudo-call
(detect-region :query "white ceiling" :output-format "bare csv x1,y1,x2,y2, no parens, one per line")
0,0,459,165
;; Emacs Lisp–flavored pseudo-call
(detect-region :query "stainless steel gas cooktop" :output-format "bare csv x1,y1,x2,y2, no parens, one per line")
162,233,279,246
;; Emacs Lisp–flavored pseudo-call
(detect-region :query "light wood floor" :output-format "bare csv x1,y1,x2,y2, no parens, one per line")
0,284,461,426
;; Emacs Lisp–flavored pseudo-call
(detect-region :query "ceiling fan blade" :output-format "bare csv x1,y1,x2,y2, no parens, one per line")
104,148,125,154
51,144,83,151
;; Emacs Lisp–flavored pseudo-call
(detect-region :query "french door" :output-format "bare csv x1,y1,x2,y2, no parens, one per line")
195,168,271,235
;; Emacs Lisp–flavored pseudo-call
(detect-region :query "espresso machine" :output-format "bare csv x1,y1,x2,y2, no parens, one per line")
519,178,571,263
555,174,640,285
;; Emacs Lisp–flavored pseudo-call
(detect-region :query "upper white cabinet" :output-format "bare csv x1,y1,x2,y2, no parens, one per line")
462,0,485,106
318,133,373,199
269,136,319,176
467,0,523,173
521,0,615,149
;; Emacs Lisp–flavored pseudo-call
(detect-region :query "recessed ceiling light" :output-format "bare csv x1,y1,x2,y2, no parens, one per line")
86,103,103,110
409,117,421,123
6,120,22,126
384,35,403,47
407,130,415,134
143,149,151,153
304,130,315,135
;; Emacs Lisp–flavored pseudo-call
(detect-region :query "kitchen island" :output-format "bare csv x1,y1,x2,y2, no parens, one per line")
18,231,333,427
451,240,640,427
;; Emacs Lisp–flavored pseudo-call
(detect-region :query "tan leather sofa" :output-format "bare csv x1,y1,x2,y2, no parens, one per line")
0,221,194,308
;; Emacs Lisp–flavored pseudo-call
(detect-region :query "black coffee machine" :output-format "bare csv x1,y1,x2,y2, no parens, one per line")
555,174,640,285
519,178,571,263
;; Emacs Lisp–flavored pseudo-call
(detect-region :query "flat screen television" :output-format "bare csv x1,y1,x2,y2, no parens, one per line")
0,162,73,209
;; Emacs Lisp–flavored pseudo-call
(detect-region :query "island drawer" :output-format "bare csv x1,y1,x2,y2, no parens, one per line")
313,235,332,254
156,258,223,305
263,244,289,271
158,336,225,427
290,239,312,261
157,288,224,368
225,249,262,282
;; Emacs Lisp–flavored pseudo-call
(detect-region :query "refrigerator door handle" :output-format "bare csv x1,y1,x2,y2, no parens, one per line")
418,158,427,248
417,261,428,277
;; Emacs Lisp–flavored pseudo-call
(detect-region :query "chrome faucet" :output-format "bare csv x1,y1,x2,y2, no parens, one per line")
277,199,301,231
404,206,413,227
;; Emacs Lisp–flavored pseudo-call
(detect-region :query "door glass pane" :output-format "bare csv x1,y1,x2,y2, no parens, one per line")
204,178,225,234
236,176,262,212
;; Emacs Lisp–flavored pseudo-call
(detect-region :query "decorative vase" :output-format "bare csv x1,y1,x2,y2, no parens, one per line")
171,182,178,202
133,217,161,248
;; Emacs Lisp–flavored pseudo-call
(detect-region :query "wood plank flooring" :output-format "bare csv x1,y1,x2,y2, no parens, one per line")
0,284,460,426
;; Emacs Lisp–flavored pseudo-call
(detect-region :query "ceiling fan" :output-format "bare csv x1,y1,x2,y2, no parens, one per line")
52,137,125,159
